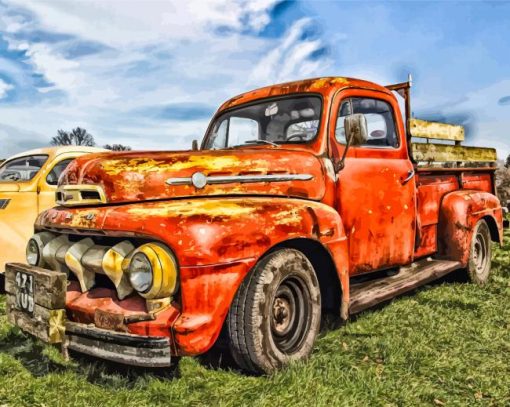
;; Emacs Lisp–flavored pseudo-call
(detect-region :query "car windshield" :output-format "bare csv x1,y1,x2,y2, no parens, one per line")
0,155,48,182
203,96,321,149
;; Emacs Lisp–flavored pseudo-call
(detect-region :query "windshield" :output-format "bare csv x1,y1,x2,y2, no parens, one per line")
204,96,321,149
0,155,48,182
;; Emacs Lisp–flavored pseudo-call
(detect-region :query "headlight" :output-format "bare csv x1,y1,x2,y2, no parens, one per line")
26,239,40,266
26,232,56,267
128,243,178,299
129,252,153,293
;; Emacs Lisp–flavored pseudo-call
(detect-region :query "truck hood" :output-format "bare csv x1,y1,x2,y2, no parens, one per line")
60,149,326,204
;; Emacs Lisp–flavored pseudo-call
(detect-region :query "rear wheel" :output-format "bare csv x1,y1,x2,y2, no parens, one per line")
467,219,492,285
227,248,321,374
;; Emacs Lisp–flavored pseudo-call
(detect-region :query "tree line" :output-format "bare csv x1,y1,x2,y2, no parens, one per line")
51,127,131,151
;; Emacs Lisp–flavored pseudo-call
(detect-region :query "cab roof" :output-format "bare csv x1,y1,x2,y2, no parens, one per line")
218,76,392,111
7,146,107,161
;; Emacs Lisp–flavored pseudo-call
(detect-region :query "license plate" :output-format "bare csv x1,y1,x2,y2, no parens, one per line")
94,308,127,332
15,271,34,315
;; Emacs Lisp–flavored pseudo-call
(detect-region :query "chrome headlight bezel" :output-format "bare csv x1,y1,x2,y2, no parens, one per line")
127,243,179,299
26,232,56,267
26,238,41,266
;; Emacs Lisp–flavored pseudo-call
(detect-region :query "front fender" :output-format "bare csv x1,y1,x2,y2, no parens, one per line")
38,197,349,355
438,190,503,266
162,197,350,355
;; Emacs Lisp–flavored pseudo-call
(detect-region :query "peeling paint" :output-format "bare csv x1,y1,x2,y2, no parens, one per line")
126,200,257,219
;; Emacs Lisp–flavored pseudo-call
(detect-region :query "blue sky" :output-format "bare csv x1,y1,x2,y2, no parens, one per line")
0,0,509,158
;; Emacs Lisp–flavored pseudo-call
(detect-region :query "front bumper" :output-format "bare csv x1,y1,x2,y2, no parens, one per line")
5,262,175,367
66,321,172,367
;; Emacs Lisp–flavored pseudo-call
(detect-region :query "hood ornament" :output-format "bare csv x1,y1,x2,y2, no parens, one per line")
191,172,208,189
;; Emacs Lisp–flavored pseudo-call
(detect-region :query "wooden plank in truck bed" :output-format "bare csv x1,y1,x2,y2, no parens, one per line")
410,118,465,141
411,143,497,163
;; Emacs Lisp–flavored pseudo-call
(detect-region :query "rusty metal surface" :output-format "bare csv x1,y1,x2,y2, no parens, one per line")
60,149,327,205
438,190,503,265
218,76,389,112
39,196,349,355
66,321,172,367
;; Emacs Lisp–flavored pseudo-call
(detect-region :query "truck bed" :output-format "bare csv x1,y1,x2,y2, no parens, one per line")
413,166,496,258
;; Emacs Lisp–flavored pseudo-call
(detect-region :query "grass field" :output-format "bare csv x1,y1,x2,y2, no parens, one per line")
1,237,509,407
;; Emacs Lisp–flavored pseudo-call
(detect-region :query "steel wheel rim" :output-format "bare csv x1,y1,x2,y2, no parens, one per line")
270,275,312,354
473,229,489,274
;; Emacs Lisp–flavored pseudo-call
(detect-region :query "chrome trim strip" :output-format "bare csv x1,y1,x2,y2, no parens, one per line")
166,173,313,186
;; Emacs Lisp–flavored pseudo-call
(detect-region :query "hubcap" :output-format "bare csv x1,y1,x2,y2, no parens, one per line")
473,230,488,274
270,275,311,354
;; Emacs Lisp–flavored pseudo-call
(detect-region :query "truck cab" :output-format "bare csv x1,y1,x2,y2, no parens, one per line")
4,77,504,374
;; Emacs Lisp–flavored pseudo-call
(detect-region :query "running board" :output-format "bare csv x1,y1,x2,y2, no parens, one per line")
349,259,462,315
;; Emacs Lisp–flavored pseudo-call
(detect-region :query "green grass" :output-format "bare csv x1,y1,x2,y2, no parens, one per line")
1,237,510,407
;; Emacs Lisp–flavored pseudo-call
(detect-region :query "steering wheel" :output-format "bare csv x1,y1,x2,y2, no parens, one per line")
286,133,308,141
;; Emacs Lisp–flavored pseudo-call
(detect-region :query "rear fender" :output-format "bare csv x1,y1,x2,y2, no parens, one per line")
438,190,503,266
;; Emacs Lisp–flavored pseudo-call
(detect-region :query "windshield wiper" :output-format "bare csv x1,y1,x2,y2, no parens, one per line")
240,139,280,147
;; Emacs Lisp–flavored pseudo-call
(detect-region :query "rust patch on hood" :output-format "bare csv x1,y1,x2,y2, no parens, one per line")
60,149,325,204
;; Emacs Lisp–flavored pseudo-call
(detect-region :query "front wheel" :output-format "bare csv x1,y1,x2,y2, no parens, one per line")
227,248,321,374
467,219,492,285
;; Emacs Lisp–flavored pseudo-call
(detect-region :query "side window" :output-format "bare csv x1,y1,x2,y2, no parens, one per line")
46,159,74,186
335,100,352,144
208,117,259,148
335,97,399,148
209,120,228,149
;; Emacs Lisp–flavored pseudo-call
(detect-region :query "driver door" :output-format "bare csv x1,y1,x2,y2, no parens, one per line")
331,89,416,275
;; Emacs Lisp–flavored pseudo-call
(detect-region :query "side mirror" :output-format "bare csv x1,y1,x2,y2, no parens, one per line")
334,113,368,173
344,113,368,146
191,140,199,151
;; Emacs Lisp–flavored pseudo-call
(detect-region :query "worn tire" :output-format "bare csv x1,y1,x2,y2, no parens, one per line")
227,248,321,374
467,219,492,285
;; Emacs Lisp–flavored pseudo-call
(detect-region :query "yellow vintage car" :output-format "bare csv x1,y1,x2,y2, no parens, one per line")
0,146,106,282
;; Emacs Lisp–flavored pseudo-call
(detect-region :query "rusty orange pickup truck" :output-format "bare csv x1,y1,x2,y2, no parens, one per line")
4,76,504,374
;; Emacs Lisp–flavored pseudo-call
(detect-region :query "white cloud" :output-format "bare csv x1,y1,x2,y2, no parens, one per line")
0,1,331,157
5,0,279,47
250,18,332,86
440,79,510,158
0,78,13,98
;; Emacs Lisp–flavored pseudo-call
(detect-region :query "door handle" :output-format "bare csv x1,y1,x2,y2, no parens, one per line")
401,169,415,185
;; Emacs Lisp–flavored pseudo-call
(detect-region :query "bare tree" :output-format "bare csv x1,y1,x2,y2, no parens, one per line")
51,130,73,146
104,144,132,151
51,127,95,146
